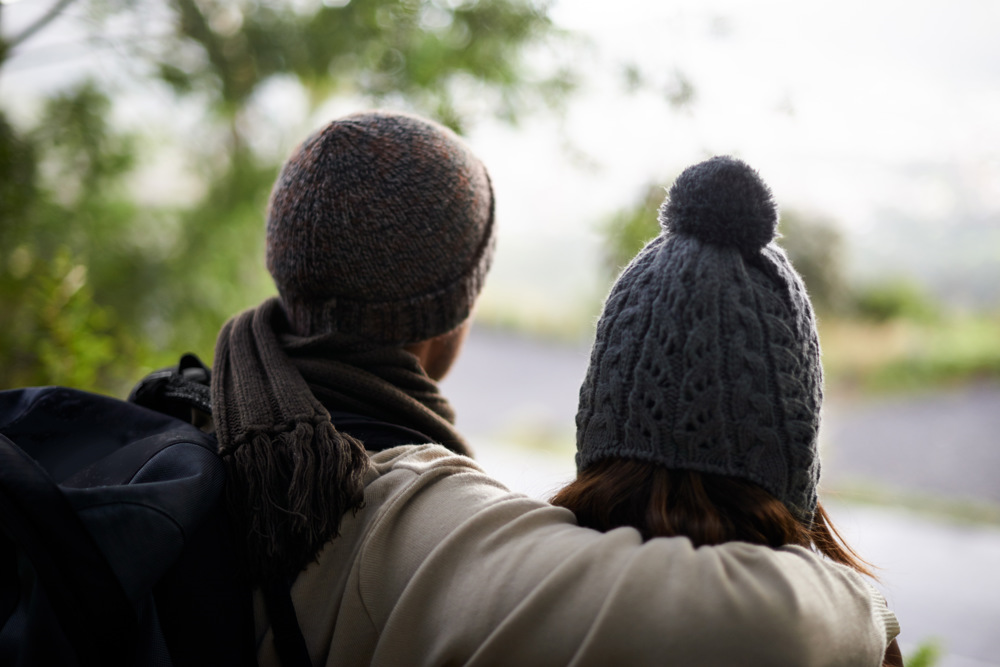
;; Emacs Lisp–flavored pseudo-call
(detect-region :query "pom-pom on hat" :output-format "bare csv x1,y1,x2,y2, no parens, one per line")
266,110,495,344
660,155,778,251
576,156,824,524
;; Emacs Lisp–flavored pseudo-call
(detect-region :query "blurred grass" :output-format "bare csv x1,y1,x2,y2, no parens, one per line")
820,314,1000,393
492,420,577,457
823,481,1000,527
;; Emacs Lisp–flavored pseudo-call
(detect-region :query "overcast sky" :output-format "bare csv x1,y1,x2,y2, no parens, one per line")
475,0,1000,228
467,0,1000,311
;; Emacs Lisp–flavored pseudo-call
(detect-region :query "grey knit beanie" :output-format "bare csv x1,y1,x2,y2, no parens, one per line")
266,110,495,344
576,156,823,523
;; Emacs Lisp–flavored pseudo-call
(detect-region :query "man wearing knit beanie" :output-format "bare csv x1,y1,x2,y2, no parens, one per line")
204,111,492,586
137,112,898,666
266,110,495,345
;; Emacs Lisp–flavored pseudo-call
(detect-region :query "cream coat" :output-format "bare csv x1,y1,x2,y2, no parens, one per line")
255,445,898,666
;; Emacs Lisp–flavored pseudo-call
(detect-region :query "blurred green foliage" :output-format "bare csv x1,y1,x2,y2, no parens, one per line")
777,210,849,315
600,183,663,276
0,83,151,393
0,0,573,393
151,0,571,131
819,313,1000,392
852,278,940,324
863,317,1000,391
0,245,145,391
905,640,942,667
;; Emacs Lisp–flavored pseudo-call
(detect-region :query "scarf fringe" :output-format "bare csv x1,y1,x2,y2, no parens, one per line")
212,298,463,584
222,420,369,582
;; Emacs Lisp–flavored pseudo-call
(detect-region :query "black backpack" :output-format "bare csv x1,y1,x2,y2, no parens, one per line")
0,355,436,667
0,385,257,667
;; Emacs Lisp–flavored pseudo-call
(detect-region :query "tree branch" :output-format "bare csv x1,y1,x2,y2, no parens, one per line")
7,0,80,51
170,0,234,101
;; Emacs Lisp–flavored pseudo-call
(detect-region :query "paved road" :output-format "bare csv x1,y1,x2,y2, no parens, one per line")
441,326,1000,667
823,385,1000,506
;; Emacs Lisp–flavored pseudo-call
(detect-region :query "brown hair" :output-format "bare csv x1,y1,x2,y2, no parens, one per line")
550,458,873,578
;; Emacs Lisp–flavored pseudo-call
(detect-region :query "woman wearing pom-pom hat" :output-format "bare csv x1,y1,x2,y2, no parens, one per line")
553,156,903,666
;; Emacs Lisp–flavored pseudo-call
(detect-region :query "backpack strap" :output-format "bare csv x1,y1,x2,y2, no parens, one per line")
129,354,212,424
261,581,311,667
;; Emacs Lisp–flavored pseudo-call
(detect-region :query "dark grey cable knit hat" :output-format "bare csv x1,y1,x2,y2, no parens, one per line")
266,110,496,344
576,156,823,523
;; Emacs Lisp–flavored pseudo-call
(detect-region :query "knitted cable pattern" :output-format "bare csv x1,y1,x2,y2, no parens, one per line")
576,156,823,524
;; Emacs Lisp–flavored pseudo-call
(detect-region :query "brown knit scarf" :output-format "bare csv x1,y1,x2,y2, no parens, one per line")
211,298,468,583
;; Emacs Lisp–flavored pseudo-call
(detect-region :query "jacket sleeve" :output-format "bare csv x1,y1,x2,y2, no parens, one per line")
341,448,897,667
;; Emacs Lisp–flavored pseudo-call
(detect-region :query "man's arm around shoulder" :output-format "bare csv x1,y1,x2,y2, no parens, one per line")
344,450,897,666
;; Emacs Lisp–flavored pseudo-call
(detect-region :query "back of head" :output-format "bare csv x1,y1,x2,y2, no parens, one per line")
576,156,823,525
266,110,495,344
